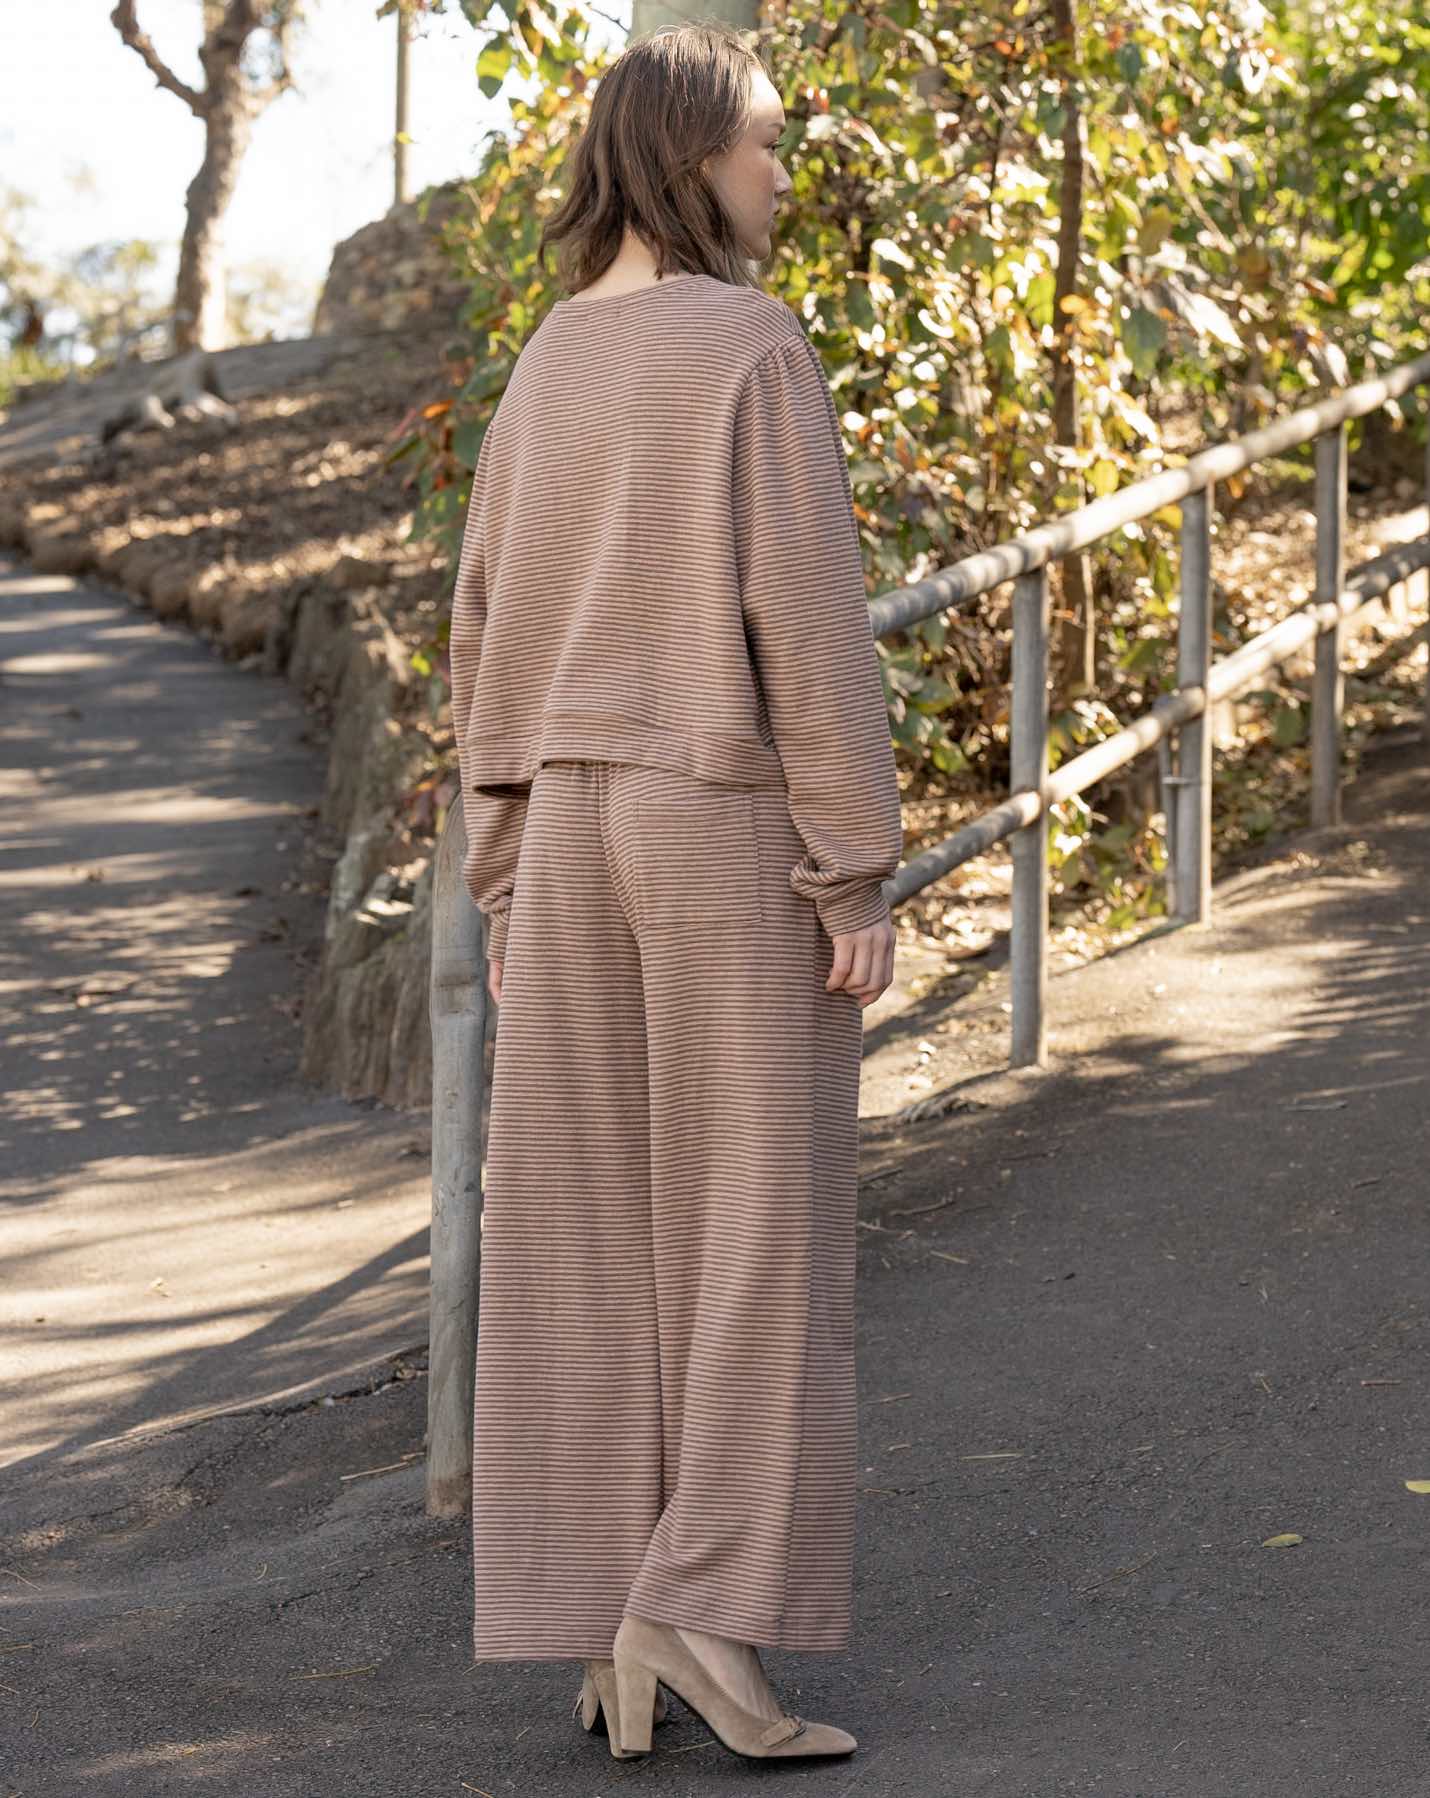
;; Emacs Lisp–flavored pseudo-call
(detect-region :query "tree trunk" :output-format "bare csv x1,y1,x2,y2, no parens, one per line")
111,0,296,355
173,74,252,352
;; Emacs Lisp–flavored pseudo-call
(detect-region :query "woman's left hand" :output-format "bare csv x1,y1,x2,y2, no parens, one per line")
826,918,894,1008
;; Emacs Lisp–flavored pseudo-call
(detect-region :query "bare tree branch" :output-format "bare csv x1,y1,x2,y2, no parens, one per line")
110,1,206,114
214,0,299,109
267,0,299,81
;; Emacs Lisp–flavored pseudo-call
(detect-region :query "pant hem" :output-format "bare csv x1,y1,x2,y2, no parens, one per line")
623,1598,851,1655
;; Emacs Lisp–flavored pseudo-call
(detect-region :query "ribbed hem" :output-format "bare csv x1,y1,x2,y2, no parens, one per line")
802,875,892,937
482,902,511,961
467,711,787,791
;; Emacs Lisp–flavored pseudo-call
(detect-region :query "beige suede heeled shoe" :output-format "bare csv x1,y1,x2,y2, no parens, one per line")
572,1656,669,1758
610,1614,857,1760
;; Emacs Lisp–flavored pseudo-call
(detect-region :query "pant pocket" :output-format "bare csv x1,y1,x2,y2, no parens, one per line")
636,770,762,931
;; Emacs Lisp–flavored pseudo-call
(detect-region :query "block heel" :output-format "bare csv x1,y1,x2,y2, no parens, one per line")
612,1653,659,1755
572,1656,669,1758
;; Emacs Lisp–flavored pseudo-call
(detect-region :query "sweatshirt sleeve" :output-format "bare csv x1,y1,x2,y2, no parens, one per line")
448,421,526,963
731,330,903,936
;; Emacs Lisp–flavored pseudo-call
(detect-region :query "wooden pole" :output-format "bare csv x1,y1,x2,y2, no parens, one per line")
395,0,412,209
427,798,487,1515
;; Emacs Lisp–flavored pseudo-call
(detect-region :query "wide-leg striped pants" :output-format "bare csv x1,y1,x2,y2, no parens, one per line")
471,755,865,1661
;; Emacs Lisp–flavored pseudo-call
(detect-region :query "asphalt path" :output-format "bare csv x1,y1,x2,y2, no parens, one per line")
1,555,431,1473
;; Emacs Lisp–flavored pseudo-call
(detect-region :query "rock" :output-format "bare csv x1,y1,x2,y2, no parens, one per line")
92,536,136,580
313,181,468,337
287,584,353,699
299,860,434,1107
27,530,93,576
326,825,395,945
323,703,425,847
220,589,275,660
189,570,240,631
330,554,390,591
104,538,176,598
149,563,196,620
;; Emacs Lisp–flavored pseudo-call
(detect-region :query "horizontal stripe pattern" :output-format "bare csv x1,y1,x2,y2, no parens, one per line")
447,270,904,961
472,757,864,1660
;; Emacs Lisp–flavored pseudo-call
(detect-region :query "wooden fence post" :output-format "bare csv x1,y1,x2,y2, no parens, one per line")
426,797,487,1516
1010,566,1050,1069
1311,425,1347,827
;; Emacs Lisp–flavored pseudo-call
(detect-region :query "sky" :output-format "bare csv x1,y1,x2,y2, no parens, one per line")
1,0,629,345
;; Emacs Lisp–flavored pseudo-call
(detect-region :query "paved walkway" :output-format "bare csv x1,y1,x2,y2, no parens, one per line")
2,552,1427,1795
0,554,431,1471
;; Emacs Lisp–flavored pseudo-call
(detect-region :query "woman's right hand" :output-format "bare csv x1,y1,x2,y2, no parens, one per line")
488,956,503,1007
825,917,894,1008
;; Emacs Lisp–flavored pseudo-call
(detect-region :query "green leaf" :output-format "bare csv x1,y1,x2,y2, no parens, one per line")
477,41,513,97
1024,271,1056,330
452,420,487,467
1121,635,1168,675
846,282,876,330
1271,704,1308,748
1122,305,1166,379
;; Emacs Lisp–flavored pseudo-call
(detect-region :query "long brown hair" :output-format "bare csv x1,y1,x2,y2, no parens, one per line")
538,20,771,297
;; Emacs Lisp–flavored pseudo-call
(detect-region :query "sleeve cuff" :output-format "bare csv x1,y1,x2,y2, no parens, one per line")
482,900,511,962
789,868,892,936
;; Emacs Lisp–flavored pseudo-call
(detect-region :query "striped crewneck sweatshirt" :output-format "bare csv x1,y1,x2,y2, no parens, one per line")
447,268,903,960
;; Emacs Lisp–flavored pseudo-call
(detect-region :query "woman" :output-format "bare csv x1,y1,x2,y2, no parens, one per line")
447,19,903,1765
